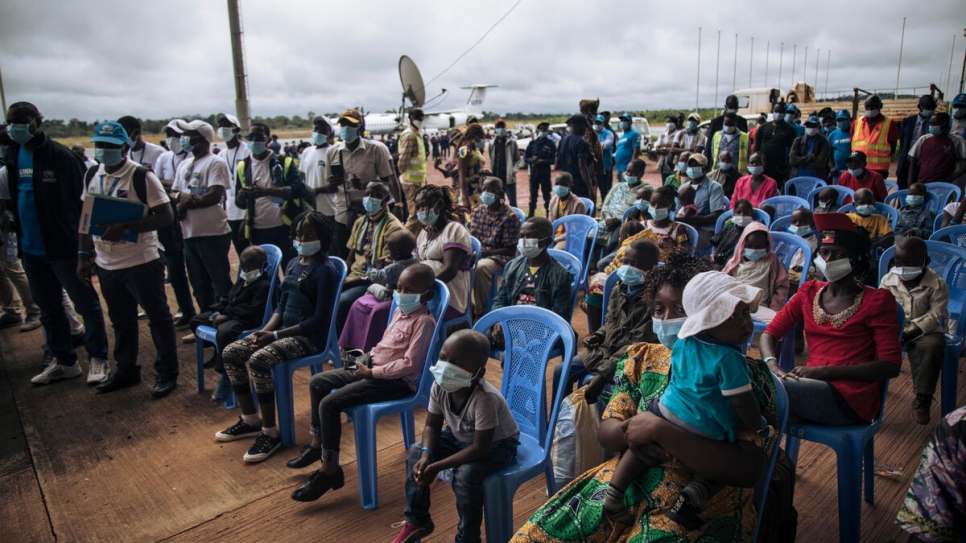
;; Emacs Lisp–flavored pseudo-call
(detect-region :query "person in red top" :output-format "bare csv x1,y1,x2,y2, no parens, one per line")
730,152,779,209
837,151,888,203
759,213,902,425
850,95,900,179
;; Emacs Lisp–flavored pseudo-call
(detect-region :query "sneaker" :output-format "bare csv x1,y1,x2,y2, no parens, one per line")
138,310,148,319
31,362,83,385
913,394,932,425
210,375,232,402
0,312,22,328
182,332,196,344
243,432,282,463
87,358,110,384
215,418,262,442
173,311,184,321
20,314,41,332
665,492,702,531
392,520,435,543
174,314,193,330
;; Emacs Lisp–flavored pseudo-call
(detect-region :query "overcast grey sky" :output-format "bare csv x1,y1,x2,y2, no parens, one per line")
1,0,964,122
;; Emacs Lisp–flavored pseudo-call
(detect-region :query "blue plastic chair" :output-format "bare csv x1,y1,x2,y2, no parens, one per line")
350,280,450,509
722,195,730,209
551,214,598,290
585,270,620,332
714,208,771,233
579,196,595,217
676,221,700,256
807,185,854,210
760,195,811,220
769,215,792,233
441,237,481,333
511,206,526,225
470,306,575,543
195,244,283,396
746,232,812,347
754,374,791,541
885,189,942,217
621,206,639,222
271,256,347,447
884,180,899,195
784,305,904,543
784,176,827,197
837,202,898,230
880,242,966,416
925,181,962,206
930,224,966,249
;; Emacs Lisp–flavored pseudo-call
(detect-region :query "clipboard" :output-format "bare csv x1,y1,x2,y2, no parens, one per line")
78,193,147,244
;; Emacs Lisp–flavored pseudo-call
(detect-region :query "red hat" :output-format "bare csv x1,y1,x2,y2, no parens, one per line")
813,212,869,250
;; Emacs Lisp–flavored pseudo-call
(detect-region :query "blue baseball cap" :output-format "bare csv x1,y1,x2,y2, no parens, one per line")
619,113,632,122
953,93,966,106
835,109,851,120
595,114,605,123
804,115,820,126
786,103,800,114
90,122,129,146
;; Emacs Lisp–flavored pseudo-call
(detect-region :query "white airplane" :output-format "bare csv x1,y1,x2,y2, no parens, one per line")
356,84,496,135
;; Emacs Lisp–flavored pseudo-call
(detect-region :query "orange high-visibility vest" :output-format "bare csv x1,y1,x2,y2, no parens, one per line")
852,115,892,169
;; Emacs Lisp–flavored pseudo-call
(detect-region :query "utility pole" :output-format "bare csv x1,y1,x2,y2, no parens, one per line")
749,37,754,88
960,28,966,94
947,36,957,100
764,41,770,87
733,34,739,92
815,48,820,99
227,0,251,129
825,50,831,99
895,17,906,99
0,64,6,122
696,27,702,112
792,45,797,87
778,42,784,90
714,30,721,116
803,47,808,89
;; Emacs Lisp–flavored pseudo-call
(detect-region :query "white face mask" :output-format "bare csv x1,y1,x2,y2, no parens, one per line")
890,266,923,282
517,238,544,259
412,119,423,129
430,360,477,393
217,127,235,141
732,215,752,227
166,136,183,154
240,269,262,283
815,255,853,283
865,109,880,118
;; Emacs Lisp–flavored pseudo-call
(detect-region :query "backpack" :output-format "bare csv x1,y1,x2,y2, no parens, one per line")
85,165,149,204
550,386,603,489
756,448,798,543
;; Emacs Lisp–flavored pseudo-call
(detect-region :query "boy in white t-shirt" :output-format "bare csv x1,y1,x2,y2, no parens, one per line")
77,122,180,398
170,119,235,313
299,116,346,235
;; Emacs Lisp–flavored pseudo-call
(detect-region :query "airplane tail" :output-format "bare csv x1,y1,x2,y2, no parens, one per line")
461,85,497,114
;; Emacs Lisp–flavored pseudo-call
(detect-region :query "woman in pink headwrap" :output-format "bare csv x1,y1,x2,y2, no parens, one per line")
721,221,788,324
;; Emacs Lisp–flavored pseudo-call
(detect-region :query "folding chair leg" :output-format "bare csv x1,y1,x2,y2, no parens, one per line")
353,410,380,509
861,437,875,504
400,411,416,451
482,478,514,543
196,338,207,393
274,368,297,447
835,440,861,543
785,434,801,465
941,342,960,417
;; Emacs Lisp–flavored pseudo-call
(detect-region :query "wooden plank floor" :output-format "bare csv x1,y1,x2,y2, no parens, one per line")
1,219,963,543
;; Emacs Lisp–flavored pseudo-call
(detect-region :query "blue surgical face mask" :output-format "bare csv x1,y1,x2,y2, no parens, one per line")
749,165,764,176
635,199,649,213
363,196,384,215
417,208,439,227
594,124,603,133
537,131,548,139
247,141,267,154
495,128,506,137
928,126,943,136
311,132,328,146
624,174,640,185
8,124,33,145
920,109,934,118
620,121,630,131
552,185,569,198
687,121,698,130
723,125,737,135
94,148,125,167
517,238,543,259
293,239,322,256
849,167,865,178
676,162,686,172
743,248,768,261
718,161,734,170
686,167,703,179
565,126,573,134
479,191,497,206
340,126,359,143
652,316,686,350
217,127,235,141
805,127,819,137
905,195,924,207
393,291,425,314
788,225,812,237
430,360,477,393
475,140,485,149
773,113,785,123
725,108,738,115
616,264,645,287
651,207,670,221
180,135,193,153
837,121,850,130
855,204,875,216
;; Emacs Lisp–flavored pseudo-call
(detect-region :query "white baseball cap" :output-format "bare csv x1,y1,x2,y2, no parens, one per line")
216,112,241,128
175,119,215,143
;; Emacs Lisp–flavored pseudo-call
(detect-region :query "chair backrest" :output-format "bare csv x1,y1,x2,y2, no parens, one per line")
551,214,598,285
770,232,813,289
722,195,730,209
837,202,898,230
676,221,700,255
769,215,792,233
622,206,638,222
885,189,942,217
807,185,854,210
714,208,771,233
579,197,595,217
760,195,811,220
472,307,575,451
386,280,451,402
754,373,790,537
925,181,962,206
930,224,966,249
465,236,482,314
546,249,581,320
511,206,527,225
884,180,899,195
323,256,348,358
600,271,620,327
258,244,284,326
784,176,827,197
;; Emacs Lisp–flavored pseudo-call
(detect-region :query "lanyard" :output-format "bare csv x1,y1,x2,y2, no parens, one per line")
133,145,146,166
99,174,122,196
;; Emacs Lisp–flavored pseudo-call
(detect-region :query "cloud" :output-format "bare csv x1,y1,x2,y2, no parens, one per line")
1,0,963,122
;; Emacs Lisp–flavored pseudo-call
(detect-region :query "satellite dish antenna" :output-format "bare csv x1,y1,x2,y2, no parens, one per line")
399,55,426,108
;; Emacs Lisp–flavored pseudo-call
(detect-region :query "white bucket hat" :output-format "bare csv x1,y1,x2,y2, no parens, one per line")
678,271,763,339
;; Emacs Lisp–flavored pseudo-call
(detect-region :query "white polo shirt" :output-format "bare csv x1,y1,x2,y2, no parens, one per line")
171,153,231,239
221,142,251,221
300,144,347,222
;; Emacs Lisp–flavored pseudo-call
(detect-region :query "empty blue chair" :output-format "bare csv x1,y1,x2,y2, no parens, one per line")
885,189,942,217
579,196,595,217
440,237,481,333
925,181,961,206
472,306,575,543
885,180,899,195
714,208,771,233
350,280,449,509
754,374,791,541
511,206,526,225
761,195,811,220
930,224,966,249
195,244,283,396
784,176,827,197
551,214,597,290
807,185,854,210
271,256,347,447
838,202,898,230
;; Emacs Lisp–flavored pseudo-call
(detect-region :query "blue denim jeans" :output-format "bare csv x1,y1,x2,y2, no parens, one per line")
183,233,234,311
22,254,108,365
404,428,518,543
782,377,865,425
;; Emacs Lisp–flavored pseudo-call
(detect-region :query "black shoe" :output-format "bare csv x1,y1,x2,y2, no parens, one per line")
665,492,702,531
174,314,193,330
151,376,177,398
291,467,344,502
203,356,217,369
286,445,322,469
96,370,142,394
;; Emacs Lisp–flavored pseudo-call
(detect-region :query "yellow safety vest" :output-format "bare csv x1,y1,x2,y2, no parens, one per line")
236,156,297,240
400,126,426,184
711,131,750,174
852,115,892,169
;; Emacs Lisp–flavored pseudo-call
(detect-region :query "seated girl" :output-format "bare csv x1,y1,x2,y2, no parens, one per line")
710,198,755,269
720,222,788,324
